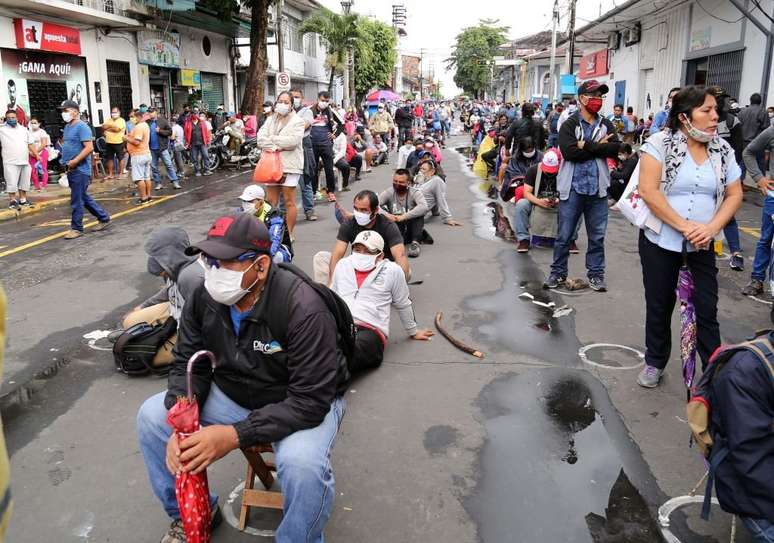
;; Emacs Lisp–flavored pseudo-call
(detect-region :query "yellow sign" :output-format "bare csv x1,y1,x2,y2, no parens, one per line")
180,69,201,87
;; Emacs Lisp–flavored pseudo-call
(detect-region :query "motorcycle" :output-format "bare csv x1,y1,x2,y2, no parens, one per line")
208,129,260,170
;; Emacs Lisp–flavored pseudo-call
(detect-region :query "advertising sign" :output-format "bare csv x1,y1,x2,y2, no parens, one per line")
138,30,181,68
578,49,609,79
14,19,81,55
180,69,201,87
560,74,577,96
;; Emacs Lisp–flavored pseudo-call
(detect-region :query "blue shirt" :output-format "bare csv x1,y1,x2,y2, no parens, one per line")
149,120,159,150
652,109,669,132
571,117,600,195
62,120,93,176
229,305,251,337
641,141,742,252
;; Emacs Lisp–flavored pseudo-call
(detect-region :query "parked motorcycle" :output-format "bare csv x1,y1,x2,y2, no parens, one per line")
208,129,260,171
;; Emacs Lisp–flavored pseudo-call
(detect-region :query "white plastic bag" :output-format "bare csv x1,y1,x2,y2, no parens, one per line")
615,161,662,234
58,172,69,188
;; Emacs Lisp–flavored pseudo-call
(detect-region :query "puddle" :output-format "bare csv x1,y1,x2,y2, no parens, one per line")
467,368,691,542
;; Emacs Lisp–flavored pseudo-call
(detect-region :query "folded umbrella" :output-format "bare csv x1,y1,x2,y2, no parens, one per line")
166,350,217,543
677,246,697,394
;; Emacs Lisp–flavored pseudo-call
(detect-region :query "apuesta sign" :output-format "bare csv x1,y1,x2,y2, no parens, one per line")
14,19,82,56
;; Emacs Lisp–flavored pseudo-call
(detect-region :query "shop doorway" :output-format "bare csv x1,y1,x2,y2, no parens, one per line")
150,83,168,116
27,80,67,139
201,72,224,112
106,60,133,119
685,50,743,100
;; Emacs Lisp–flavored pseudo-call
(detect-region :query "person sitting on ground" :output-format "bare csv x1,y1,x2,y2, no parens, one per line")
332,131,352,192
501,136,542,198
372,134,388,165
122,226,205,369
397,136,414,169
379,168,429,258
331,230,434,374
137,213,349,543
313,189,409,284
415,160,461,226
237,184,293,263
405,137,425,171
351,129,373,172
513,149,561,253
423,137,442,164
608,143,639,203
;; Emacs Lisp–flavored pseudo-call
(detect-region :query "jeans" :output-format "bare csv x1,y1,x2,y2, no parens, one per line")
723,216,742,254
751,195,774,281
313,143,335,193
514,198,580,242
334,158,350,188
299,173,315,213
137,384,346,543
151,148,178,183
398,126,412,146
547,133,559,148
550,190,608,278
398,216,424,244
68,170,110,232
742,517,774,542
190,144,210,173
638,231,720,370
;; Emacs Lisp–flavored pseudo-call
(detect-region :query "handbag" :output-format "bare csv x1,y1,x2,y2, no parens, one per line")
252,149,284,183
615,153,663,234
529,167,558,238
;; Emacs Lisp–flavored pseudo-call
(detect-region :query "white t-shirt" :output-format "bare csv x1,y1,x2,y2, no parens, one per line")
0,123,33,165
29,127,50,150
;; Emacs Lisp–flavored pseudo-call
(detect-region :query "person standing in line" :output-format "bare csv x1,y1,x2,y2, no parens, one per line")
368,103,395,150
102,106,127,180
738,93,770,177
59,100,111,239
125,109,153,204
290,87,318,221
309,91,343,202
148,108,181,191
544,80,622,292
28,116,50,192
184,111,212,177
635,86,742,388
169,115,187,178
0,109,36,209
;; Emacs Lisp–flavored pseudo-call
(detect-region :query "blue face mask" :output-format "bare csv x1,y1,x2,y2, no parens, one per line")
5,119,17,127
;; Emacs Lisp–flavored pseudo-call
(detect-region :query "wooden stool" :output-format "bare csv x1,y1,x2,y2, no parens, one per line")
239,443,283,531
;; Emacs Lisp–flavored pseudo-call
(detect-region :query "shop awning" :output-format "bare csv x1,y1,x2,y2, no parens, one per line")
0,0,143,28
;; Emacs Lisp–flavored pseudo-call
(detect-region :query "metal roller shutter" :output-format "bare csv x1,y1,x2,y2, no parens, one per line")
201,72,224,112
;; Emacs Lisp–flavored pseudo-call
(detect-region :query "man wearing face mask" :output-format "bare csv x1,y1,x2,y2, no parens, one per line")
0,110,36,210
237,184,293,263
394,102,414,146
651,87,681,133
369,103,395,150
137,213,349,543
545,80,622,292
290,87,318,221
379,168,429,258
101,106,127,180
310,91,343,201
331,231,434,374
59,100,111,238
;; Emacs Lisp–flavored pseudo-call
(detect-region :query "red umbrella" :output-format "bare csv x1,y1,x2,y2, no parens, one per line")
166,350,217,543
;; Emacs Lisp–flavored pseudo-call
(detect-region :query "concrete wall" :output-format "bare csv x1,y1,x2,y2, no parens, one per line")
177,25,235,111
88,30,144,123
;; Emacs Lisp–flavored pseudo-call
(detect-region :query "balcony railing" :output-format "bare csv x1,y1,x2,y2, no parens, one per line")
64,0,132,16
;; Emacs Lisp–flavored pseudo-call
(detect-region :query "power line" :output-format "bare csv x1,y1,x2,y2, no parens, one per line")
694,0,744,23
751,0,774,26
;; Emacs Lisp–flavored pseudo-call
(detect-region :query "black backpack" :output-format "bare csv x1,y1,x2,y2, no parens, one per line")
112,317,177,376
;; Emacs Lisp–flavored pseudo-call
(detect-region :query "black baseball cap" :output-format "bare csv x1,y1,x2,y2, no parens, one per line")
577,79,609,96
58,100,80,110
708,86,730,99
185,213,272,259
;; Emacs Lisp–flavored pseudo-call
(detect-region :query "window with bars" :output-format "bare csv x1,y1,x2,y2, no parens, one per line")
282,18,303,54
685,49,744,100
304,33,317,58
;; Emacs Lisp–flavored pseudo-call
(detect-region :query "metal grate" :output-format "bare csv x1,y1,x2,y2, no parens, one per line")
106,60,134,119
201,72,225,112
705,50,743,100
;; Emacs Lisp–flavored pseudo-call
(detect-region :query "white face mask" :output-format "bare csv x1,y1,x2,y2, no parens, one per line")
618,154,627,162
241,201,257,214
293,98,302,108
61,111,73,123
274,103,290,116
318,101,329,110
111,112,120,119
203,259,260,306
29,122,39,130
522,149,536,158
684,118,715,143
351,252,379,272
263,106,272,114
353,210,372,226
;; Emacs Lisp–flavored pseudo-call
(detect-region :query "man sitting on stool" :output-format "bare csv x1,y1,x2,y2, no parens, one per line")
331,230,433,373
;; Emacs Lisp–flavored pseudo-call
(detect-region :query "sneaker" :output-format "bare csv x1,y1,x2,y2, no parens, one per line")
154,184,163,191
407,241,421,258
195,172,202,177
93,220,110,232
517,240,530,253
8,200,19,210
203,171,213,176
569,242,579,254
730,253,744,271
341,186,351,192
63,229,83,240
637,365,664,388
742,279,764,296
172,182,182,190
305,211,318,221
159,504,222,543
543,273,566,289
589,276,607,292
19,200,34,208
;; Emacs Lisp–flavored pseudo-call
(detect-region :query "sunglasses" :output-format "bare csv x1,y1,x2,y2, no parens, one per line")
200,251,258,269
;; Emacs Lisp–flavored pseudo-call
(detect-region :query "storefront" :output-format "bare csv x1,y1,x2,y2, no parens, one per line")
0,19,89,137
138,30,181,115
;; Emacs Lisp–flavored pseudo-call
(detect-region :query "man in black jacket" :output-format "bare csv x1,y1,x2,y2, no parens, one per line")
608,143,638,202
310,91,344,198
394,102,414,146
148,108,181,190
505,102,545,152
137,213,348,543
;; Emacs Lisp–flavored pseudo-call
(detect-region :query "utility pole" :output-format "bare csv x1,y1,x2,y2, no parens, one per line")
276,0,285,73
341,1,352,107
567,0,577,74
419,48,424,100
392,5,407,95
547,0,559,103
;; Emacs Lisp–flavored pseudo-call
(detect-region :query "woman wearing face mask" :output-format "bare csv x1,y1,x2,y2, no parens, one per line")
27,117,50,191
635,86,743,389
501,136,542,198
256,91,305,237
237,184,293,262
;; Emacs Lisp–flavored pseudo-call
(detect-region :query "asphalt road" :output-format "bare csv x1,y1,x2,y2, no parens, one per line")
1,132,768,542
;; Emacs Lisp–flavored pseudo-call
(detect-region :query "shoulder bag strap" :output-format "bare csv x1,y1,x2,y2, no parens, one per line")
534,167,543,197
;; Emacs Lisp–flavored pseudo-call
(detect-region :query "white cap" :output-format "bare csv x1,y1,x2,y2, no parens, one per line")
352,230,384,252
238,185,265,202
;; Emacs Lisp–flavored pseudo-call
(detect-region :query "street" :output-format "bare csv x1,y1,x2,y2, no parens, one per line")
1,133,769,542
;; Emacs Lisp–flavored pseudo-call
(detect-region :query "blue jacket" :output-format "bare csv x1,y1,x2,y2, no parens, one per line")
711,348,774,522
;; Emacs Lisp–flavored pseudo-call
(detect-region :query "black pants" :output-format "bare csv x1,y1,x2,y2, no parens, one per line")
608,178,627,202
398,126,412,146
348,154,363,178
349,327,385,374
398,216,424,244
639,231,720,371
482,146,498,170
313,143,335,193
334,158,350,188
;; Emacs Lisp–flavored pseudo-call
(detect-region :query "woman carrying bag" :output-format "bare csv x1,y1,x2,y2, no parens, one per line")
636,86,743,388
256,91,305,237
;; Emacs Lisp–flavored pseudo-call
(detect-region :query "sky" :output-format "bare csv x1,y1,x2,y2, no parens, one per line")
318,0,619,97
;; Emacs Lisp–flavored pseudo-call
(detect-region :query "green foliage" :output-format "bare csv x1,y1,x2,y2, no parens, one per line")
299,9,361,84
446,20,509,98
353,18,398,96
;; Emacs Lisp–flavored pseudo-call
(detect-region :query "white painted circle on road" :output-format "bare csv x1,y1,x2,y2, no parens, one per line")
222,480,277,538
579,343,645,370
83,329,114,351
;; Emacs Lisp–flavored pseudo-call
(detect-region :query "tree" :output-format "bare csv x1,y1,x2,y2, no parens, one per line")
353,18,398,102
299,9,361,93
446,20,509,99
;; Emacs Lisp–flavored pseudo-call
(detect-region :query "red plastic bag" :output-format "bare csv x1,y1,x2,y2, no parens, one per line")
253,150,284,184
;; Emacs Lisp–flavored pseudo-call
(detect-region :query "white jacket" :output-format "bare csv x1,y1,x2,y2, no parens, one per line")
331,257,417,338
256,111,305,174
333,132,347,163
